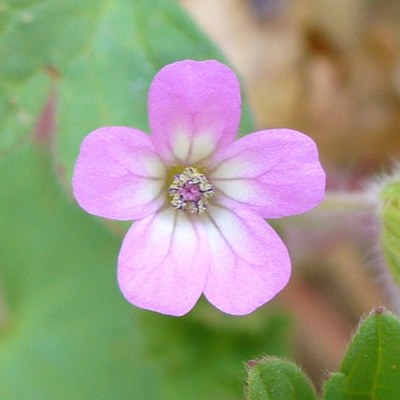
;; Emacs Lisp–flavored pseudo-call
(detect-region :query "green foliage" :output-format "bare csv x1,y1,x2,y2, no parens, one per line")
380,180,400,286
0,0,253,174
0,146,159,400
323,374,346,400
246,357,318,400
323,308,400,400
246,309,400,400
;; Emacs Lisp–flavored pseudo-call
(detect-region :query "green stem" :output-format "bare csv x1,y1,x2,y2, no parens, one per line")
315,191,376,213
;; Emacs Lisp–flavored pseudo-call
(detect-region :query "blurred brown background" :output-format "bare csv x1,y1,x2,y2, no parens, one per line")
180,0,400,388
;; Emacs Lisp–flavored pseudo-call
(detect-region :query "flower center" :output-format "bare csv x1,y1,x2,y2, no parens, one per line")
168,167,214,214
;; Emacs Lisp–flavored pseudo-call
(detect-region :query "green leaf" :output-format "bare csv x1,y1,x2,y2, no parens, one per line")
246,356,318,400
0,0,97,155
323,309,400,400
56,0,253,183
0,0,253,169
380,180,400,285
322,373,346,400
0,146,162,399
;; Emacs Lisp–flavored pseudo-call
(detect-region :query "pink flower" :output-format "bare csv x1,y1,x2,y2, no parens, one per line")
72,60,325,316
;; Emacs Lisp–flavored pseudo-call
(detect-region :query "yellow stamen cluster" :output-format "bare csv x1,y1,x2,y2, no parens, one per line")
168,167,214,214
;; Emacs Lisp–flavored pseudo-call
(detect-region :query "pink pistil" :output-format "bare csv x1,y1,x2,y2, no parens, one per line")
180,182,202,201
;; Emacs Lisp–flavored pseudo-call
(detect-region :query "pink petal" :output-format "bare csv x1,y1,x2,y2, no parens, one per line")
117,208,209,316
148,60,241,165
73,127,166,220
203,204,291,315
209,129,326,218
